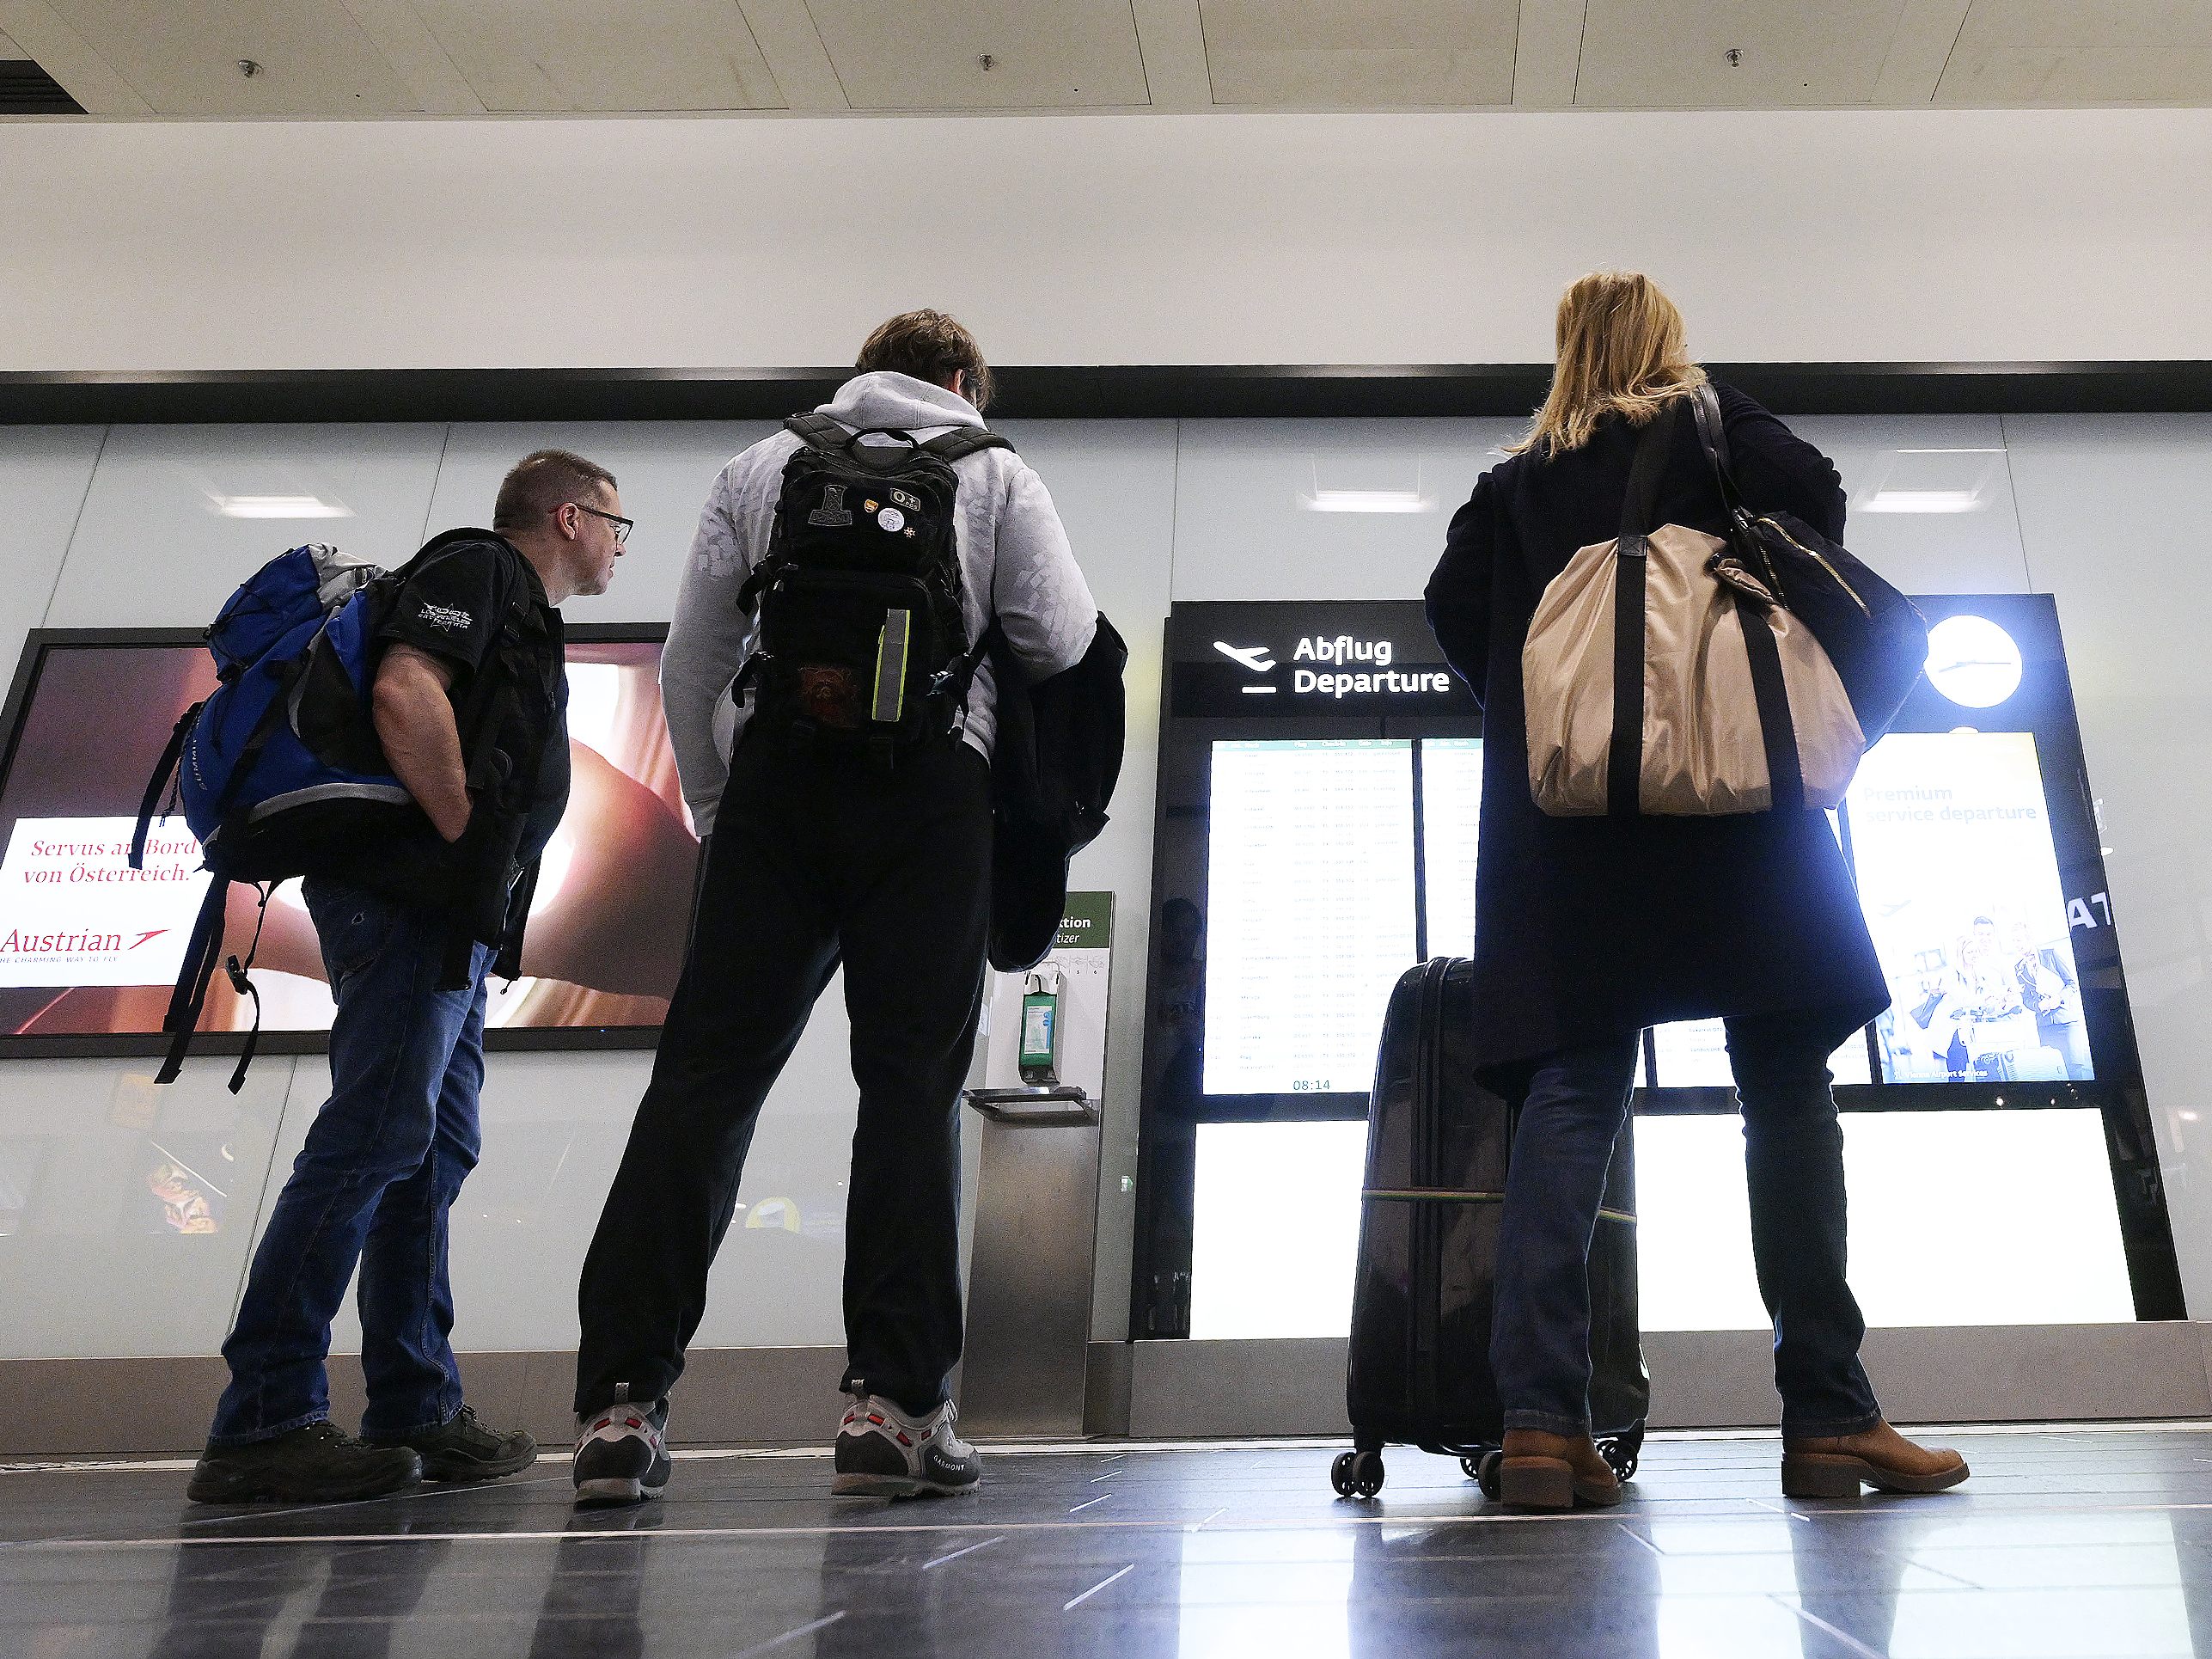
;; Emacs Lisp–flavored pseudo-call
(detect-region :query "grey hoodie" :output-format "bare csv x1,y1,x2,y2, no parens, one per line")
661,370,1099,836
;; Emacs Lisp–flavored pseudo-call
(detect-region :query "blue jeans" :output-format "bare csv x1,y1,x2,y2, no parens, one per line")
1490,1014,1884,1439
209,878,492,1446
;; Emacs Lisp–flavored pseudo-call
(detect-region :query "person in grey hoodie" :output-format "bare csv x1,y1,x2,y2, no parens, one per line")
570,311,1098,1505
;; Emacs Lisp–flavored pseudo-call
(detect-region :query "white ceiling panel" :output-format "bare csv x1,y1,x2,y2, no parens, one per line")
803,0,1149,108
25,0,2212,117
44,0,422,113
1200,0,1517,106
1576,0,1909,106
409,0,783,112
1939,0,2212,103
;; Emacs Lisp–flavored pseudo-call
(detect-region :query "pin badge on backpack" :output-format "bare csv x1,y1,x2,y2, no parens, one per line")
877,507,907,532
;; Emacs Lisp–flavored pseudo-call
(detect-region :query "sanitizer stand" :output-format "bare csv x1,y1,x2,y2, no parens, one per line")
961,893,1114,1436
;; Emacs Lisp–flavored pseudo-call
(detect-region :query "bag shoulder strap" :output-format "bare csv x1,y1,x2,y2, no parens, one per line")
784,413,1011,467
1617,398,1678,539
784,412,856,456
1688,383,1750,517
927,615,1002,716
918,427,1013,462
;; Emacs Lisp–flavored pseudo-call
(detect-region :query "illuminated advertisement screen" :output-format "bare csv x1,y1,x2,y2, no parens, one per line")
0,633,697,1044
1845,731,2091,1084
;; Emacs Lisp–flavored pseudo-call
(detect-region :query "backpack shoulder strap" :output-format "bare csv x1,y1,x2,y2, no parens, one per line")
919,427,1013,462
495,538,538,622
785,413,855,455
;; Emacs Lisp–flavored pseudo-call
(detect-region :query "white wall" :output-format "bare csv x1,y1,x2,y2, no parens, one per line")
6,407,2209,1374
2002,416,2212,1314
3,108,2212,370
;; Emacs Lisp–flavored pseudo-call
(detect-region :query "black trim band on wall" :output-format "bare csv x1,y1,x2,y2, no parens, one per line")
5,361,2212,425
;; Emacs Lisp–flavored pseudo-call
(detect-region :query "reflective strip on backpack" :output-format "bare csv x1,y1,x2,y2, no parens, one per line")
242,781,413,823
872,608,911,725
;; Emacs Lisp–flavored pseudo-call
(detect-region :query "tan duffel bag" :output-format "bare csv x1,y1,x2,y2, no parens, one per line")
1522,398,1863,817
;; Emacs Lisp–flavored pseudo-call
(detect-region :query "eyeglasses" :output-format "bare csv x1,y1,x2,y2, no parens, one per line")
565,502,632,546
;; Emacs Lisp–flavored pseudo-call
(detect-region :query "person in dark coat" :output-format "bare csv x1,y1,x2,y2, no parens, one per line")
1424,271,1968,1509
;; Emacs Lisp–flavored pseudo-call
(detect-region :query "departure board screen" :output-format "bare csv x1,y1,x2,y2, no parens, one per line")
1419,737,1483,959
1201,740,1416,1096
1198,732,2083,1094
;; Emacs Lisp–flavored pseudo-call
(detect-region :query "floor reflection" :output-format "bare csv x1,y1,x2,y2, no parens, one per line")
18,1431,2212,1659
1787,1506,1920,1658
154,1533,449,1659
525,1511,659,1659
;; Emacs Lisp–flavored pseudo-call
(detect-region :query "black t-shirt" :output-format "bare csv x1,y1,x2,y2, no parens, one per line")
377,535,570,866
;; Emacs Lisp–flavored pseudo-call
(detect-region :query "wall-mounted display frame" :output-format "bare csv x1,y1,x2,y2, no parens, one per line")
1130,595,2185,1337
0,624,693,1061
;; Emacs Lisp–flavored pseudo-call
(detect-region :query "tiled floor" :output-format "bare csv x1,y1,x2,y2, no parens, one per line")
5,1426,2212,1656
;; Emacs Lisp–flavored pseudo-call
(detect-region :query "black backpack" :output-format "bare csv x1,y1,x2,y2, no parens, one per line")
738,414,1011,757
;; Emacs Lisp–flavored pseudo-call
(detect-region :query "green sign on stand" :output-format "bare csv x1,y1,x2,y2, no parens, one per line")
1054,891,1115,952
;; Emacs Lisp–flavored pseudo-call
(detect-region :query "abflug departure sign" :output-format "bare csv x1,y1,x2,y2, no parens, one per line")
1210,632,1457,701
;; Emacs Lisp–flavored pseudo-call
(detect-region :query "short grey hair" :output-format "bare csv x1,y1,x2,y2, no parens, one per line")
493,449,616,533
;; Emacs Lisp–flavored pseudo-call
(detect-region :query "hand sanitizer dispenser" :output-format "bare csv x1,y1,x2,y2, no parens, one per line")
1018,964,1064,1085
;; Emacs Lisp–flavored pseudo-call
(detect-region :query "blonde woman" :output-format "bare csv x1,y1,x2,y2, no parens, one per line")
1424,272,1968,1508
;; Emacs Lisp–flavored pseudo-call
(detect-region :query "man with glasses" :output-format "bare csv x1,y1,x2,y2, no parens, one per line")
189,450,625,1504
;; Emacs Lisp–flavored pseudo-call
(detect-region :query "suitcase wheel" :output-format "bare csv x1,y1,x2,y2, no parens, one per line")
1330,1449,1385,1499
1466,1448,1503,1501
1599,1427,1644,1484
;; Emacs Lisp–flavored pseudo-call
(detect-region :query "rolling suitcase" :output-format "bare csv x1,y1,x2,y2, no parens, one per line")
1329,956,1649,1499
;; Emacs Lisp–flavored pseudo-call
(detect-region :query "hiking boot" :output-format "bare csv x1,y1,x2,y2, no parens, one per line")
572,1399,672,1507
370,1405,538,1484
1495,1428,1625,1511
186,1421,421,1505
1782,1420,1970,1497
831,1393,981,1498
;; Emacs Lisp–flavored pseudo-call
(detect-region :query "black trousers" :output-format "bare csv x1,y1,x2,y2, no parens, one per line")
574,733,993,1418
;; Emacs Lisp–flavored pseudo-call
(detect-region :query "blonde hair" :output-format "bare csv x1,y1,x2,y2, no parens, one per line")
1509,272,1708,457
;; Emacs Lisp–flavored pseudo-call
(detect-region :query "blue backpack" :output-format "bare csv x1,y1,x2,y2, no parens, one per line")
137,545,403,872
132,541,522,1089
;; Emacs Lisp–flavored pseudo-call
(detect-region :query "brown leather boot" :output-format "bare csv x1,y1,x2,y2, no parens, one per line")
1781,1420,1970,1498
1497,1429,1624,1510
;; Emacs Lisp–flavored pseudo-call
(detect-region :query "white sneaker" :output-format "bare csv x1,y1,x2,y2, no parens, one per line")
572,1399,671,1506
830,1393,981,1497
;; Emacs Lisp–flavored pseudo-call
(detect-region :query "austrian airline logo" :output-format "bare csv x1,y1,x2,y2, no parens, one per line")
0,817,211,989
0,927,167,954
